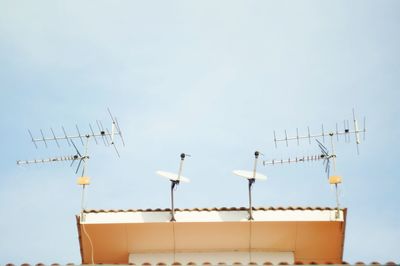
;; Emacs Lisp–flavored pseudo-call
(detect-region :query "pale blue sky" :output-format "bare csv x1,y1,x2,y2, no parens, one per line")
0,1,399,264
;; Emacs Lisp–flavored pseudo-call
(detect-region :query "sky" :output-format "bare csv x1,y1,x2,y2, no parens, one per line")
0,1,399,264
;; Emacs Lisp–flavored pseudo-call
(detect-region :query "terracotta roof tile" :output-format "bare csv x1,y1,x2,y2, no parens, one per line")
3,262,400,265
83,206,343,213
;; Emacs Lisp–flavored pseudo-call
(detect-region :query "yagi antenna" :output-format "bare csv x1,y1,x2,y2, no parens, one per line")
267,136,343,218
156,153,191,222
17,138,89,175
233,151,267,221
263,154,325,166
24,108,125,157
17,109,125,210
273,109,366,154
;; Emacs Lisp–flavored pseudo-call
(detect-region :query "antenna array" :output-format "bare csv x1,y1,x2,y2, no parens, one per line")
263,154,324,166
268,109,366,218
25,108,125,157
273,109,366,154
17,109,125,211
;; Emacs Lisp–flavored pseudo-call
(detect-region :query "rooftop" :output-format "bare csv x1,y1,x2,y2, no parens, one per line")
77,207,347,265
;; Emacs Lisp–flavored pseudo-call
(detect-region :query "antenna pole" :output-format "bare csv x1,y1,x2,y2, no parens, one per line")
170,180,178,222
248,151,259,221
252,151,259,179
330,133,336,174
170,153,187,222
335,184,340,219
178,153,186,181
248,178,255,221
82,135,90,177
81,184,86,211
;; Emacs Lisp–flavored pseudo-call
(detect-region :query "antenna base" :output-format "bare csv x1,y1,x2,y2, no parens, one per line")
329,175,342,185
77,176,90,185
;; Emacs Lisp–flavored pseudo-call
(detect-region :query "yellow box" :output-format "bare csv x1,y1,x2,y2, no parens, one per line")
77,176,90,185
329,175,342,184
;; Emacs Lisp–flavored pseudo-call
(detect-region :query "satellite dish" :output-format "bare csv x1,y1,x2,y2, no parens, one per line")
234,151,266,221
233,170,267,181
157,153,190,222
156,170,190,183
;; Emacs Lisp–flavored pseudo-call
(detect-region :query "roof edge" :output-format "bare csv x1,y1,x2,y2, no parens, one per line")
82,206,348,214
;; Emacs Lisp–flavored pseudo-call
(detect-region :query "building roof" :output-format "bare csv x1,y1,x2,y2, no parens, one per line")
76,207,348,265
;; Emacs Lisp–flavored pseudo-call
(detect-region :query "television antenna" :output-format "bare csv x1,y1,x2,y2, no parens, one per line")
156,153,191,222
273,109,366,154
24,108,125,156
263,139,342,218
233,151,267,221
17,138,89,174
17,109,125,210
271,111,362,219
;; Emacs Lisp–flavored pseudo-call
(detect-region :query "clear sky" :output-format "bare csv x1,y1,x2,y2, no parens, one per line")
0,1,399,264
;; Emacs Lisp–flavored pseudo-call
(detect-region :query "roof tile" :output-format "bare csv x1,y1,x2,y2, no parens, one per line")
82,206,342,213
4,261,400,265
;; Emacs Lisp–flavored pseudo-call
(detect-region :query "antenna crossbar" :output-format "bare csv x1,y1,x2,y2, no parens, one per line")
274,128,366,143
17,154,88,165
263,154,324,166
29,130,122,144
273,110,366,154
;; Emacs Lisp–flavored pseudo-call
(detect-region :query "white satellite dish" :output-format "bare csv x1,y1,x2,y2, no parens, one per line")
234,151,266,220
157,153,190,222
156,170,190,183
233,170,267,181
